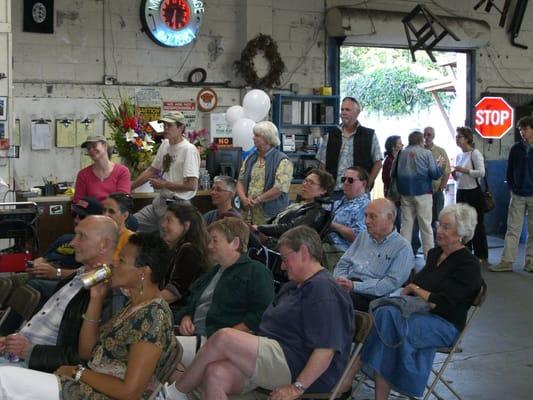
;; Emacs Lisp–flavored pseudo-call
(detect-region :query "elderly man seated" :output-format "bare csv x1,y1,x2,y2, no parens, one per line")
324,166,370,270
333,198,414,311
0,215,125,372
203,175,242,225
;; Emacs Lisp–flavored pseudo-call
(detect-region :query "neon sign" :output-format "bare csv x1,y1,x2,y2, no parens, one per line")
140,0,204,47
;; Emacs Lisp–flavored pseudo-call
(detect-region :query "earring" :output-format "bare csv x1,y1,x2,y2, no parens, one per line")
139,272,145,296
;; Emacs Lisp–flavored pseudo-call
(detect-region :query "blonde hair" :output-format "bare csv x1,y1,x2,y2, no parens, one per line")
253,121,280,147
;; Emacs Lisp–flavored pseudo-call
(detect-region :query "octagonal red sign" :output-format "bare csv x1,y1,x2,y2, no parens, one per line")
474,96,514,139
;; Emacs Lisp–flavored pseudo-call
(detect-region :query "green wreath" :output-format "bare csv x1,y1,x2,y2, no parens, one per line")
234,34,285,89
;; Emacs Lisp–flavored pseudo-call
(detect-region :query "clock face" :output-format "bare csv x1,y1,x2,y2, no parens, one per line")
32,2,47,23
140,0,204,48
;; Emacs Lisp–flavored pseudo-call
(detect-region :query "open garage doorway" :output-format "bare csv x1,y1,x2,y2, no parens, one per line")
339,46,471,199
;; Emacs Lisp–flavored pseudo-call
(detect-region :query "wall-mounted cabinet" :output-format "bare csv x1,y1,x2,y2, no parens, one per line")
272,94,339,181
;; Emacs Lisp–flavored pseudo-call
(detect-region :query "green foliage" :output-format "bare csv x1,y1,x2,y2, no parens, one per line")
340,47,453,116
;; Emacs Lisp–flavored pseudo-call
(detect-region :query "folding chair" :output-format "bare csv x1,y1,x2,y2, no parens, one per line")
147,341,184,400
423,280,488,400
0,278,13,308
0,284,41,331
256,311,373,400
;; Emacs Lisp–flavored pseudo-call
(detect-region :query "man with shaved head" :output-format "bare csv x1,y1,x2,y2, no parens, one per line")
333,198,414,311
0,215,125,372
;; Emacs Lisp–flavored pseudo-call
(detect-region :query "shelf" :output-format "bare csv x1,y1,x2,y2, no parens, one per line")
285,151,317,158
279,124,338,129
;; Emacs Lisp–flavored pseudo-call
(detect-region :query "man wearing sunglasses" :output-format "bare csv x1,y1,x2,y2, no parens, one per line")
316,97,382,199
132,111,200,233
323,166,370,269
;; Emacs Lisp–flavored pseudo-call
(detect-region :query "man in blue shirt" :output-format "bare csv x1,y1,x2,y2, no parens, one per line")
324,166,370,269
491,116,533,272
334,198,414,311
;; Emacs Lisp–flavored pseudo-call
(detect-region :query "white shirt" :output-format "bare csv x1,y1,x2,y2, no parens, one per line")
455,149,485,190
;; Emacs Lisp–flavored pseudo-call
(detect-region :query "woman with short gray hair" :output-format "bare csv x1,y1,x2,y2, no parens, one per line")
236,121,294,225
439,203,477,244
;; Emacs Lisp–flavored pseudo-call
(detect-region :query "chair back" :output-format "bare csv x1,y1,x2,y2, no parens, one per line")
473,280,488,308
0,284,41,330
0,278,13,308
147,341,184,400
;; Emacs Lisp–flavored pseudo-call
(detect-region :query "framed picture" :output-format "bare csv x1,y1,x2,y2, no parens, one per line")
0,97,6,120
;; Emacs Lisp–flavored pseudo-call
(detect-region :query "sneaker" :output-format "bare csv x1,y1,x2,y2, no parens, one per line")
524,260,533,273
489,261,513,272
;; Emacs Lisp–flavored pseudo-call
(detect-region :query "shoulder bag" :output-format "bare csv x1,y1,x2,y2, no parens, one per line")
470,153,496,213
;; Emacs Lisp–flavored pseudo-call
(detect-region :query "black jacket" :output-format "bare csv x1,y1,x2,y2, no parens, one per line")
257,200,330,240
27,274,123,372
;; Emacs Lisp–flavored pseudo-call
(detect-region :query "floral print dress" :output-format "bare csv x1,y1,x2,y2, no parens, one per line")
59,298,177,400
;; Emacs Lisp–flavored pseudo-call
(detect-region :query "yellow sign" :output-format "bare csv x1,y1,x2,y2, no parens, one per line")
139,106,161,123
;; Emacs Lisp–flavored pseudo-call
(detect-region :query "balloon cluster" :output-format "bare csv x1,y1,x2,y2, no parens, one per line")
226,89,271,152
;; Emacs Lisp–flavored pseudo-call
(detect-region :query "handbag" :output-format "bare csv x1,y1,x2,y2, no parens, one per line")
385,151,401,202
470,155,496,213
368,295,431,347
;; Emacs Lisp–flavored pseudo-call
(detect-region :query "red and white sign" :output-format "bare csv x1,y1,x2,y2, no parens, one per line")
474,96,514,139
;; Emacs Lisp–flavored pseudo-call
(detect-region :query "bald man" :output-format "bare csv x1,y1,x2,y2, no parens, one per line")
333,198,414,311
0,215,126,372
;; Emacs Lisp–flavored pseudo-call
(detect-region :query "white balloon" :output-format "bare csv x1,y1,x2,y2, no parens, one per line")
225,105,245,127
231,118,256,150
243,89,271,122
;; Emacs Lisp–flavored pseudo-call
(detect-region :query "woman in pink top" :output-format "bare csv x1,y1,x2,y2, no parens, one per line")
73,135,131,202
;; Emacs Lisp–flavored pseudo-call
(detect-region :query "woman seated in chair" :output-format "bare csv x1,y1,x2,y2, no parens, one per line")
173,217,274,369
252,168,335,248
160,203,210,313
168,226,354,400
0,232,178,400
354,203,482,400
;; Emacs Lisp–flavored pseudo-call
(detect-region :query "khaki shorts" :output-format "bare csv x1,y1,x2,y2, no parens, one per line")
242,337,292,393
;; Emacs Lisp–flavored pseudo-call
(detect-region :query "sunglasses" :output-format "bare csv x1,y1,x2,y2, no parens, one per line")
341,176,362,184
162,154,173,172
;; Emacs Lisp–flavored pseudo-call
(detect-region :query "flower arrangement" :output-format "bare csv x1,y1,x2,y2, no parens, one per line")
100,93,159,177
186,128,219,159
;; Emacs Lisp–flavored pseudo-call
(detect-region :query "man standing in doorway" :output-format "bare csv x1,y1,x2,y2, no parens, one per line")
412,127,451,254
132,111,200,233
317,97,382,199
491,116,533,272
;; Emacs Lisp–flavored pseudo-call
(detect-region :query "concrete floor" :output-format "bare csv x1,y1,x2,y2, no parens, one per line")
355,236,533,400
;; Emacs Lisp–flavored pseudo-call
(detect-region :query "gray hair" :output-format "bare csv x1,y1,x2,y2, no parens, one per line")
381,198,397,221
278,225,323,262
439,203,478,243
408,131,423,146
253,121,280,147
213,175,236,193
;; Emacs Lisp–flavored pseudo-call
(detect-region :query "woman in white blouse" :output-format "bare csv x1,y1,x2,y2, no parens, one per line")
452,126,488,264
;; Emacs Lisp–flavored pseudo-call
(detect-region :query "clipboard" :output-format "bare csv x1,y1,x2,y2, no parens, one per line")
31,119,52,150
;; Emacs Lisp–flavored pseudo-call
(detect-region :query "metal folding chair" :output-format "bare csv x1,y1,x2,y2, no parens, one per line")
147,341,184,400
0,284,41,332
0,278,13,308
255,311,373,400
423,280,488,400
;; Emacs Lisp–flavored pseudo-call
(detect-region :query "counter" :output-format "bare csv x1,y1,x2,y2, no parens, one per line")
15,191,214,256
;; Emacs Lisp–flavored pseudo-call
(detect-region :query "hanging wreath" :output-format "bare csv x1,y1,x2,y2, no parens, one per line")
234,34,285,89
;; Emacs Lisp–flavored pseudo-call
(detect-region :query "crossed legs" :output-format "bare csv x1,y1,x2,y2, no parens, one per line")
175,328,260,399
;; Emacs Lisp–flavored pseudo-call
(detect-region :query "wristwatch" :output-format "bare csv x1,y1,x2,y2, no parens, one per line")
293,381,306,392
56,268,62,278
73,364,86,382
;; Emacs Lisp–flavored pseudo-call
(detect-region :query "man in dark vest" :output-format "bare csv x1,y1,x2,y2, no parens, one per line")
317,97,382,199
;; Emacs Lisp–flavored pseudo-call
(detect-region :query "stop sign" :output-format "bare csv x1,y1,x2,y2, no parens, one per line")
474,96,514,139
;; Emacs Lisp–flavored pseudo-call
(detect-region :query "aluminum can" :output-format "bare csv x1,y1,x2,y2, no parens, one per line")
80,264,112,288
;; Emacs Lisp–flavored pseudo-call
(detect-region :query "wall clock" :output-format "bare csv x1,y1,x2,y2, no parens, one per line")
140,0,205,47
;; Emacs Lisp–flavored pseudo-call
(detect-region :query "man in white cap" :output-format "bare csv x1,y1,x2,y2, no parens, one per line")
132,111,200,233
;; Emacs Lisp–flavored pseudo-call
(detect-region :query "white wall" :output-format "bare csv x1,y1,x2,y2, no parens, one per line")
10,0,328,187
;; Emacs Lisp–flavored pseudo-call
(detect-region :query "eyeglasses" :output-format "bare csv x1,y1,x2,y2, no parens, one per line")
162,154,173,172
71,212,85,220
435,221,455,231
303,178,321,186
210,187,231,193
341,176,362,184
455,135,465,139
279,250,296,262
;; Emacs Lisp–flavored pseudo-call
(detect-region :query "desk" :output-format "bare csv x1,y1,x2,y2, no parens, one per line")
16,191,214,256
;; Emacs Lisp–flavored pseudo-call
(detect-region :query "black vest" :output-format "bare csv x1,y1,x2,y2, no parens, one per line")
325,125,375,180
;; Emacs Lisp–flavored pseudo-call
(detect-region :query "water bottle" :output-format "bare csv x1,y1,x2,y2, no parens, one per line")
200,170,211,190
